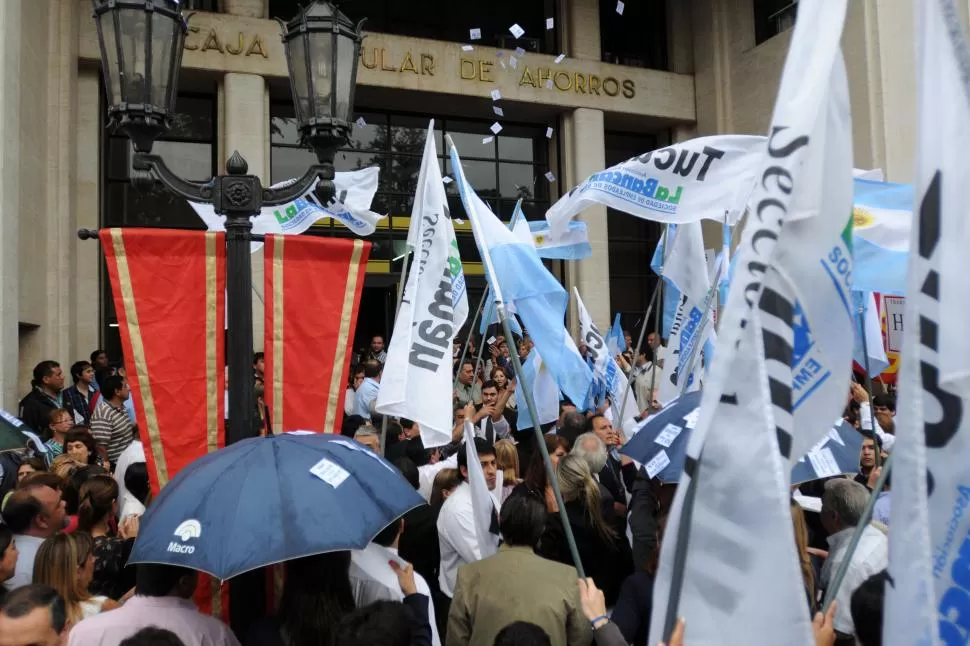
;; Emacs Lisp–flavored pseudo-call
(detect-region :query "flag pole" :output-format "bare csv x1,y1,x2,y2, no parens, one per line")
453,289,489,391
821,451,894,610
447,134,586,578
648,227,670,402
380,246,414,453
857,298,882,468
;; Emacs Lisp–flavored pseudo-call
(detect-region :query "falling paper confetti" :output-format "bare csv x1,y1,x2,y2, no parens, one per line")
462,45,474,52
493,106,504,117
482,136,494,144
470,28,481,40
544,171,556,182
496,51,504,57
499,60,507,70
616,0,624,14
545,127,553,138
442,176,453,184
546,17,554,29
455,219,465,224
514,47,526,57
545,79,554,89
355,117,366,128
490,122,503,135
490,89,502,101
554,53,566,64
509,23,525,38
509,57,518,69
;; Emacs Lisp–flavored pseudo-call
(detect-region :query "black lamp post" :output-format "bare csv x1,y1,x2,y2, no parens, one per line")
90,0,365,447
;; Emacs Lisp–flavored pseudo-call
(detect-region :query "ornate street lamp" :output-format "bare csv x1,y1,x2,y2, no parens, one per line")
89,0,365,446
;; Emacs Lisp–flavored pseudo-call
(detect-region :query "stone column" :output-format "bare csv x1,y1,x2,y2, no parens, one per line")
222,0,267,19
220,72,270,351
73,69,102,360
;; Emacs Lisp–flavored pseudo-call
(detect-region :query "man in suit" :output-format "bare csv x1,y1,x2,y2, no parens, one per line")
471,382,511,444
446,494,592,646
587,415,636,509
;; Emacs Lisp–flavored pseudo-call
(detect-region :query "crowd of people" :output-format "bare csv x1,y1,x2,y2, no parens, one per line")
0,333,897,645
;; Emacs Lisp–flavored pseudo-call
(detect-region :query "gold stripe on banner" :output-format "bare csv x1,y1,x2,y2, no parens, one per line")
272,237,285,434
109,229,169,485
324,240,365,433
210,577,222,620
204,233,220,454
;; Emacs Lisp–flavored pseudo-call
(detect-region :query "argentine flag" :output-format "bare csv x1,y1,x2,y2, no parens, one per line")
528,220,592,260
449,140,593,408
852,178,912,295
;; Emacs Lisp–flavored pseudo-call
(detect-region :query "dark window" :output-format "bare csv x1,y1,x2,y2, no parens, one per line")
604,132,662,335
269,105,553,271
182,0,219,11
754,0,798,45
600,0,668,70
269,0,557,54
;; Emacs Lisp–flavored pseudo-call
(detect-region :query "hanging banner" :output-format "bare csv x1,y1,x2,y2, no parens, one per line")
100,227,228,622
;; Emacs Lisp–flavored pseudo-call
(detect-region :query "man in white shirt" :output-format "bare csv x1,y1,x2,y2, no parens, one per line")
472,382,511,444
350,519,440,646
2,484,67,588
819,478,888,637
436,439,498,600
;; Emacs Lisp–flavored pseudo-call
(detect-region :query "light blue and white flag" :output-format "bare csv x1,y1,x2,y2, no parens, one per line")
650,228,678,338
527,220,592,260
852,178,912,295
886,1,970,644
190,167,385,250
851,291,889,377
515,350,560,431
449,141,593,408
479,289,523,337
606,314,626,357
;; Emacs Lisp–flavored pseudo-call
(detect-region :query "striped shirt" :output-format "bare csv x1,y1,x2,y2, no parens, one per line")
90,398,135,464
45,439,64,458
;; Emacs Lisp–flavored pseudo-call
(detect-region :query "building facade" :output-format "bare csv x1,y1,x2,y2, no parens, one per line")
0,0,936,409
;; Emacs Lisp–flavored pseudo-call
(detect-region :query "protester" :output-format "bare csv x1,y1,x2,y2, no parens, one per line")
42,410,73,459
585,416,635,510
350,518,440,645
113,438,146,521
438,438,498,604
16,459,46,485
540,455,633,607
63,362,97,427
3,484,67,588
120,627,187,646
354,361,382,420
570,434,622,528
556,411,587,450
68,564,240,645
365,335,388,364
395,463,442,623
0,527,19,599
871,394,895,434
334,561,433,646
0,584,69,646
32,533,109,623
447,494,591,646
510,435,569,513
64,428,103,468
791,497,817,608
870,467,891,526
77,476,138,600
244,552,353,646
354,426,382,454
89,374,135,467
344,365,365,418
850,571,887,646
252,352,265,387
472,382,512,444
577,578,658,646
455,361,482,407
854,437,879,489
819,479,888,638
18,362,65,439
493,622,552,646
493,440,521,503
490,367,516,413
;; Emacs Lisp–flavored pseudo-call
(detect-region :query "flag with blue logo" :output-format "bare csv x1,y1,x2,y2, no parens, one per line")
852,178,912,295
886,1,970,644
449,141,593,408
606,314,626,357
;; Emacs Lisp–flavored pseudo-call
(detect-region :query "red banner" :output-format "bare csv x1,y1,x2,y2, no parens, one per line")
264,236,370,434
100,228,229,619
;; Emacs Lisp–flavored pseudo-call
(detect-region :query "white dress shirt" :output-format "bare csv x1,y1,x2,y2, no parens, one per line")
858,402,895,452
349,543,440,646
418,454,459,502
8,534,44,589
821,524,888,634
437,482,480,598
354,378,381,419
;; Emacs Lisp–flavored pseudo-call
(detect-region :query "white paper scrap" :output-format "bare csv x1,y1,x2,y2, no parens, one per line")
486,336,497,345
616,0,625,15
509,57,518,69
546,17,554,29
654,423,683,448
514,47,526,57
455,218,465,224
545,126,553,138
554,53,566,64
482,136,494,144
808,447,841,479
490,89,502,101
355,117,366,128
490,122,503,135
683,408,701,429
545,79,554,89
493,106,504,117
544,171,556,182
310,458,350,488
470,28,481,40
442,176,453,185
645,450,671,479
499,60,507,70
509,23,525,38
462,45,474,52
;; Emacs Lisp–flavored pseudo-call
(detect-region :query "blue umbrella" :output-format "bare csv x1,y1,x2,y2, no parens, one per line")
129,432,424,580
621,394,865,485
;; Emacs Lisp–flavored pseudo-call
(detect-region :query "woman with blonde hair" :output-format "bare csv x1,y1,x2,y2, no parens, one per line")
33,532,108,622
539,454,633,606
493,439,521,503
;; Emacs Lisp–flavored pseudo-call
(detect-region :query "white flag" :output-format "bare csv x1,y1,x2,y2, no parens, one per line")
190,167,385,247
463,422,500,559
376,122,469,447
656,222,712,405
885,1,970,644
516,350,559,431
545,134,765,237
650,2,849,645
574,289,638,425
